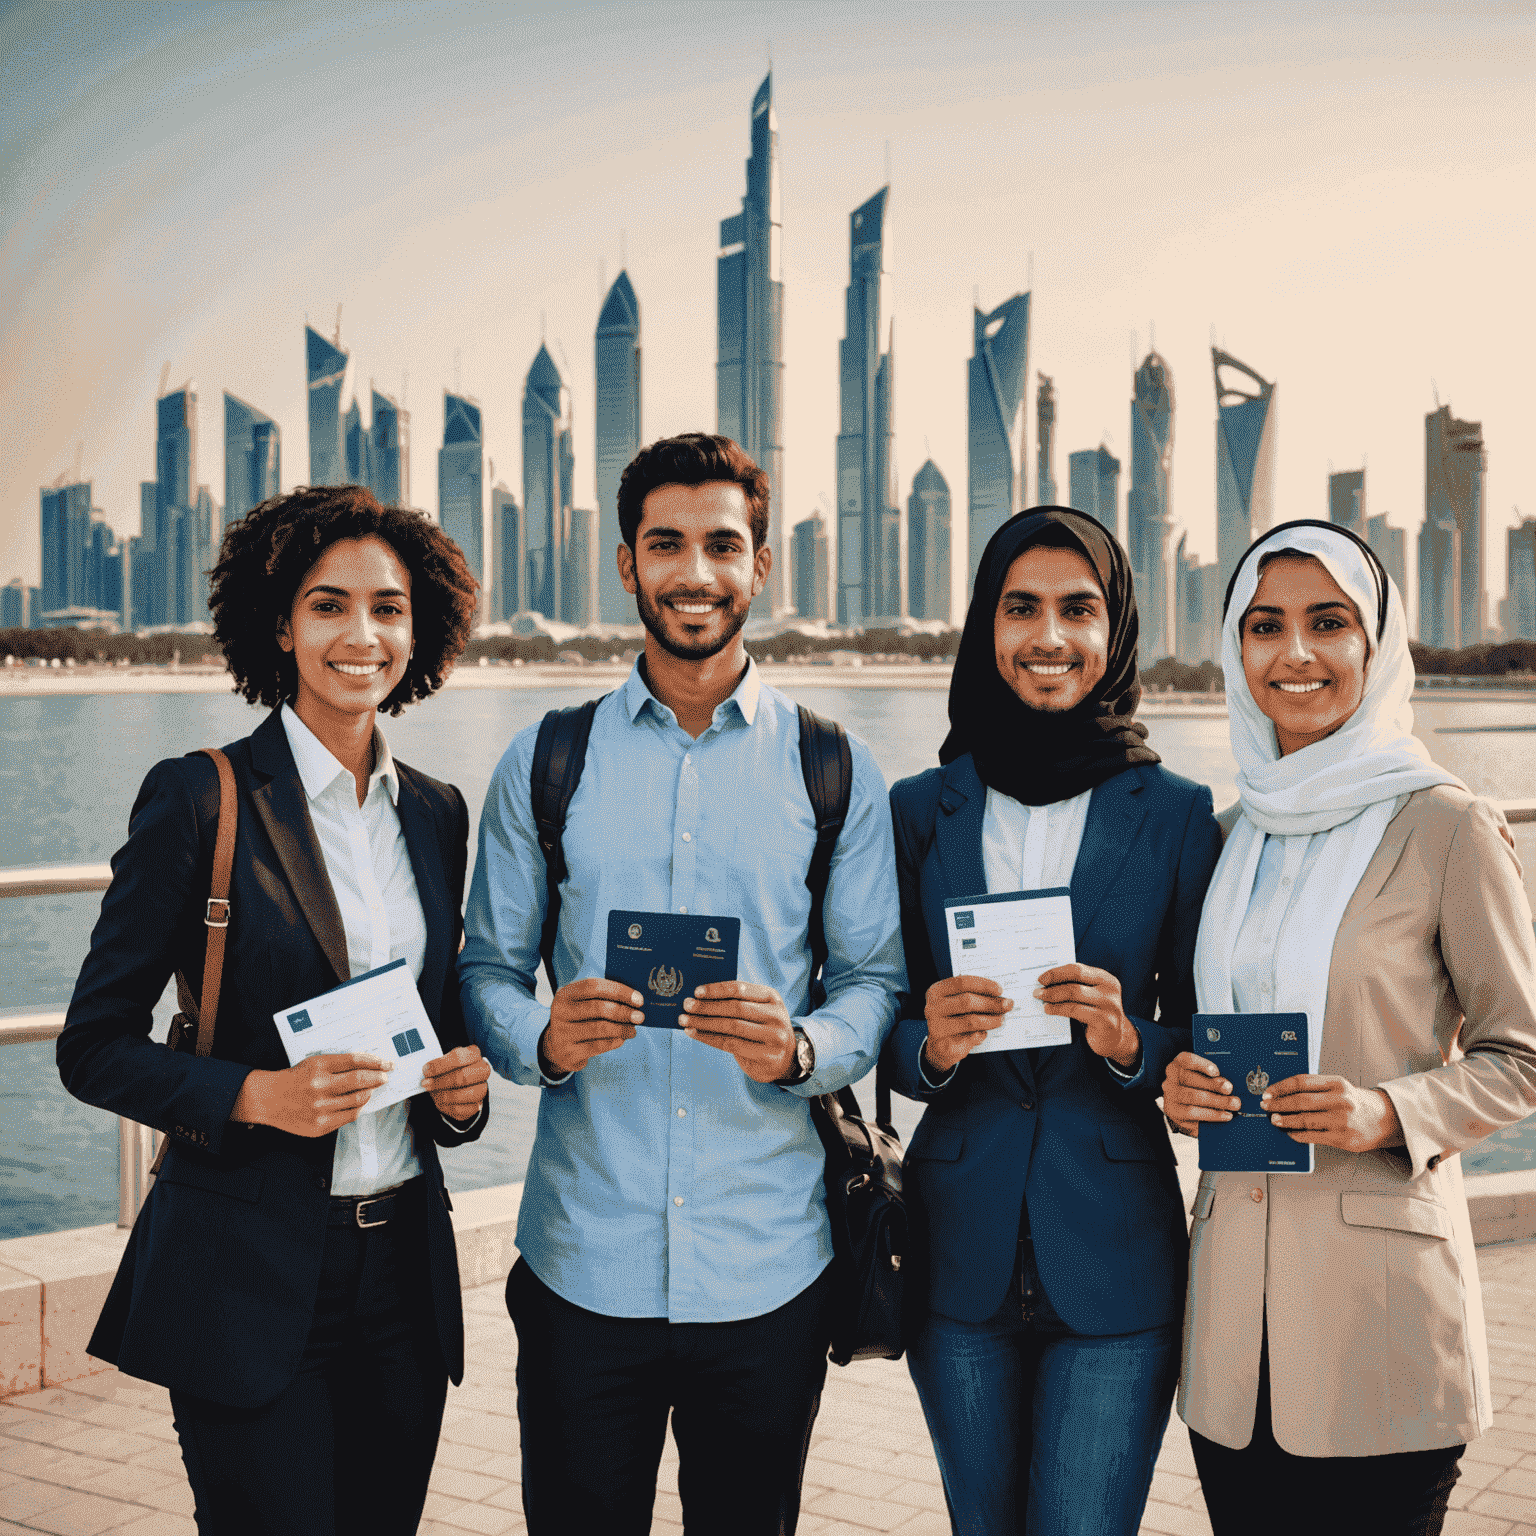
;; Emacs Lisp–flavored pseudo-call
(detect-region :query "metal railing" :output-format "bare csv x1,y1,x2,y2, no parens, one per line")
5,795,1536,1228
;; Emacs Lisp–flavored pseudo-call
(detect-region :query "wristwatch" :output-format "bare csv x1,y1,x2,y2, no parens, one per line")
775,1027,815,1087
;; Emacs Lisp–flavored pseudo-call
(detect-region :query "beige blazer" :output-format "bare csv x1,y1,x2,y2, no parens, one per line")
1178,786,1536,1456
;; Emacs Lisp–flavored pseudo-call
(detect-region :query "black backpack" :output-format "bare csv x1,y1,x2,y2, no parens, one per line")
529,694,907,1365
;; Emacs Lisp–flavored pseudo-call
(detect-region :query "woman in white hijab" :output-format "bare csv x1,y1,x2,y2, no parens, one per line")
1163,520,1536,1536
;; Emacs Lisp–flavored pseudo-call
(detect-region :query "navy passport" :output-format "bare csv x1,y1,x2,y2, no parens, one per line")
1194,1012,1313,1174
605,910,740,1027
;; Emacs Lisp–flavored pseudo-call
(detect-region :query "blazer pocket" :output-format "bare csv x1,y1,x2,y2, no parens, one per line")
155,1156,266,1205
907,1118,965,1162
1339,1192,1452,1241
1100,1121,1159,1162
1191,1183,1217,1220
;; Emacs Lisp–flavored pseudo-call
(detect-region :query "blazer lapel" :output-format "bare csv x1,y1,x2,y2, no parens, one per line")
1069,769,1149,945
249,710,351,988
394,768,449,1019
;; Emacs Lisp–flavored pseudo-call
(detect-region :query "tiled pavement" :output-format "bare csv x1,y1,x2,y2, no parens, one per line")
5,1237,1536,1535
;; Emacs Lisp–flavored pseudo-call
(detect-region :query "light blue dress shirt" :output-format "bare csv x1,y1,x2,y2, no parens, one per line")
459,659,905,1323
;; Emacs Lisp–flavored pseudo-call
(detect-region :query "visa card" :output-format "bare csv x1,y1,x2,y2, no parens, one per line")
605,910,741,1026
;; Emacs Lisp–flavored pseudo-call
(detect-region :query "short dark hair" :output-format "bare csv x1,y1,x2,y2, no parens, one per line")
617,434,770,549
210,485,479,716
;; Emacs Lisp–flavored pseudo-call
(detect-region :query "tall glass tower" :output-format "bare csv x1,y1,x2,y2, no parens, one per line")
717,73,785,615
1036,373,1057,506
1328,468,1365,533
438,393,484,601
836,187,898,624
306,325,348,488
1068,446,1120,535
224,392,280,532
966,292,1030,594
155,383,198,627
1507,519,1536,641
1213,347,1277,596
791,513,829,621
370,389,409,508
39,481,92,614
523,345,572,622
1128,353,1175,661
491,481,521,620
595,271,641,624
1424,404,1486,647
344,398,371,488
908,460,951,622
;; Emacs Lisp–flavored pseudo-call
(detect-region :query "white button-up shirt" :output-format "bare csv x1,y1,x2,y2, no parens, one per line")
981,785,1094,893
280,704,426,1196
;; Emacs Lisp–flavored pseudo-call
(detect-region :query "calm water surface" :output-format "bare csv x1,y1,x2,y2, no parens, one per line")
3,682,1533,1237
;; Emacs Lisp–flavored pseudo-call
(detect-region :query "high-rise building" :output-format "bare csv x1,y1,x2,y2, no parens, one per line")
1329,468,1365,533
1128,352,1176,661
790,513,830,621
306,324,348,487
39,480,92,615
344,397,371,488
966,292,1031,593
224,392,281,532
438,393,484,603
1213,347,1277,596
1418,513,1461,649
717,72,785,615
1425,404,1487,647
1,579,31,629
1068,446,1120,535
564,507,599,627
1174,533,1222,664
835,187,899,625
523,344,573,622
1366,514,1407,601
908,461,952,623
150,384,199,627
370,389,409,507
491,483,521,620
1508,518,1536,641
1036,373,1057,506
595,271,641,624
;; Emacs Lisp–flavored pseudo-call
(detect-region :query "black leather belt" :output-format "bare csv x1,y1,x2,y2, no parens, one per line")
328,1177,422,1230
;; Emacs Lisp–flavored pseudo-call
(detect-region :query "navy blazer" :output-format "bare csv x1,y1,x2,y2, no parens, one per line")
884,755,1221,1333
57,708,485,1407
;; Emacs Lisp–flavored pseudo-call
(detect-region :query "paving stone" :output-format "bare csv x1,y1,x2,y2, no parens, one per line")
428,1465,510,1502
429,1501,523,1535
1471,1488,1536,1525
802,1458,903,1501
107,1515,198,1536
889,1512,952,1536
807,1487,921,1531
0,1439,71,1476
51,1426,156,1462
1442,1512,1517,1535
0,1475,74,1519
1492,1467,1536,1500
20,1489,143,1535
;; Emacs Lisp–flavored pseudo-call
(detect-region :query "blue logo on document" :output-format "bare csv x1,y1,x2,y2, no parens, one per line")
287,1010,312,1032
961,938,977,950
953,911,975,929
391,1029,425,1057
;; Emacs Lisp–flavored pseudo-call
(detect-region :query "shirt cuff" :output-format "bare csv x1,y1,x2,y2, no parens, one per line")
1104,1049,1144,1084
918,1037,958,1092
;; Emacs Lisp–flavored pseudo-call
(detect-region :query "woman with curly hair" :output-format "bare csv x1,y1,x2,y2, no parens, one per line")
57,484,492,1535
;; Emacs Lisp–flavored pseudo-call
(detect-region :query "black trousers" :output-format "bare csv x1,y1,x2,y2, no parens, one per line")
170,1180,448,1536
508,1256,836,1536
1189,1335,1463,1536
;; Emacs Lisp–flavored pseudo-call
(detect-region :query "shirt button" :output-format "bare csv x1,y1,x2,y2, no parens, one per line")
674,1196,684,1207
682,832,692,842
679,906,687,914
684,755,691,765
677,1107,687,1117
1251,1187,1264,1203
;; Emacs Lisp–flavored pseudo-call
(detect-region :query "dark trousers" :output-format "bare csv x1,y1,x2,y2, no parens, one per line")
508,1256,836,1536
1189,1335,1463,1536
170,1181,448,1536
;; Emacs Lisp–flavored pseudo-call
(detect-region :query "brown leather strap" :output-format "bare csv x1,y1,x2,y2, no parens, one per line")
194,747,237,1058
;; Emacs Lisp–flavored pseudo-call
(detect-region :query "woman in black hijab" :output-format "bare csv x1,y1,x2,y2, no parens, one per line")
884,508,1222,1535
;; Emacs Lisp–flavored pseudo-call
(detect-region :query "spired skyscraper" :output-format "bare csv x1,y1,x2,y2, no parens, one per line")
1128,353,1175,661
153,382,209,625
438,393,484,606
1068,446,1120,535
1213,347,1278,595
1422,404,1487,647
966,292,1030,594
523,345,574,622
595,271,641,624
1036,373,1058,506
907,461,951,623
836,187,899,624
306,325,348,488
224,392,280,533
370,389,410,508
717,72,785,615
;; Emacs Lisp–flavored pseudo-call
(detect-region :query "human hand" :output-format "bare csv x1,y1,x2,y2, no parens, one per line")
1035,963,1140,1069
681,981,796,1083
1262,1075,1405,1153
1161,1052,1241,1138
922,974,1014,1076
539,979,643,1075
230,1053,393,1137
422,1044,491,1122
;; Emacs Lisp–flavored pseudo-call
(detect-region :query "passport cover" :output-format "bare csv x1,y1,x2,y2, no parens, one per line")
1195,1012,1313,1174
605,910,740,1027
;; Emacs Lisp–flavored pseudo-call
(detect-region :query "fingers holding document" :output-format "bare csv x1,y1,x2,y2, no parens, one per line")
230,1052,394,1137
422,1044,492,1122
539,978,644,1075
1160,1052,1241,1138
922,974,1015,1076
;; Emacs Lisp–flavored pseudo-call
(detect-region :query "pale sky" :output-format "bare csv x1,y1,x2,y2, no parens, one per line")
3,0,1532,627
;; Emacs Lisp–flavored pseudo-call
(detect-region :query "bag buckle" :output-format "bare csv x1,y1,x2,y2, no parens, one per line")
205,898,231,928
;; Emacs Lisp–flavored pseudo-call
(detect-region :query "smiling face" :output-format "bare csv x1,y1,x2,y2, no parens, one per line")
276,536,413,726
1240,553,1371,755
992,544,1110,712
617,481,769,662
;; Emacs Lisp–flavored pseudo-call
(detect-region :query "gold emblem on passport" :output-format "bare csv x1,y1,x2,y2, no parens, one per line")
649,965,684,999
705,927,720,945
1245,1066,1270,1096
628,923,642,940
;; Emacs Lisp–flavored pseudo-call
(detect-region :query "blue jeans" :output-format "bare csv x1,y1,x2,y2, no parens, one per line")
906,1240,1180,1536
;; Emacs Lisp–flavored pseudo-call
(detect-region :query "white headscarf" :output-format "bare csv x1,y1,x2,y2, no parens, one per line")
1193,523,1465,1067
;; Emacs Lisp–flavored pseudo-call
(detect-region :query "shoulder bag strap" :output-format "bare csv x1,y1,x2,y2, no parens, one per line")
192,747,237,1057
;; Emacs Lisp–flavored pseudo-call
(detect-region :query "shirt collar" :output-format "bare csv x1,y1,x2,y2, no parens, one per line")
622,654,762,729
280,702,400,805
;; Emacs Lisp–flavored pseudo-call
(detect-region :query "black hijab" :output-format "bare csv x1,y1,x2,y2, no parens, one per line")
940,506,1159,805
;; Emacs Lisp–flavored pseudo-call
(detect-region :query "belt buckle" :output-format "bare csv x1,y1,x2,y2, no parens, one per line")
355,1196,389,1229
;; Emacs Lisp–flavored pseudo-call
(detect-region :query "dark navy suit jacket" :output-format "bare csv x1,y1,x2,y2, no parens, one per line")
884,754,1221,1333
57,708,485,1407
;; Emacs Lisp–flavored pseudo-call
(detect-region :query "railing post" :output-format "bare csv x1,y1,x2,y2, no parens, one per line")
117,1116,161,1228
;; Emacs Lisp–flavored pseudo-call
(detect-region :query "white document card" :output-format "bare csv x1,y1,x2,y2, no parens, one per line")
944,888,1076,1052
272,958,443,1113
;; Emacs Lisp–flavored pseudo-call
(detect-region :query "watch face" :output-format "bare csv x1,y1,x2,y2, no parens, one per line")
796,1033,815,1075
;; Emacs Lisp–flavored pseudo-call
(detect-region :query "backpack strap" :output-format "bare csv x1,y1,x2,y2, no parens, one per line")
530,696,606,991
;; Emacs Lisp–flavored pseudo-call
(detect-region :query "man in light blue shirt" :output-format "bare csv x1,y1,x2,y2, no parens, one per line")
460,433,903,1534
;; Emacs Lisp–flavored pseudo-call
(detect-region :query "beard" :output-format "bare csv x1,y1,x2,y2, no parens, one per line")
634,583,753,662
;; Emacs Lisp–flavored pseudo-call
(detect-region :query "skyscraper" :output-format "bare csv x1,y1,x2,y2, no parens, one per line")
306,324,348,487
791,513,830,621
1508,518,1536,641
564,506,599,627
595,271,641,624
966,292,1030,594
1174,533,1222,664
1213,347,1277,595
717,72,785,615
491,481,521,620
438,393,484,602
835,187,898,624
370,389,409,507
1366,514,1406,600
344,397,370,487
1418,513,1461,649
155,383,199,627
1,579,30,629
39,480,92,614
1425,404,1487,647
1329,468,1365,533
907,461,951,623
224,392,281,532
1128,353,1175,660
523,345,572,622
1068,446,1120,534
1036,373,1057,506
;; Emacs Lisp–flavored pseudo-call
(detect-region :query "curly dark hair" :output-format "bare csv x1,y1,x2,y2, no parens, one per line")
617,433,770,549
209,485,479,716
